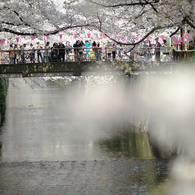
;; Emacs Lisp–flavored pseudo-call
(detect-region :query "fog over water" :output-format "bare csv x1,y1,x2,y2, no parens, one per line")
1,69,195,194
1,75,139,162
146,68,195,195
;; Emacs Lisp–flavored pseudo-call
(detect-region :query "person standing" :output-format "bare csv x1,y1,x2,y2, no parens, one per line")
189,40,194,50
97,41,101,61
92,41,98,61
44,42,50,63
58,42,65,62
85,40,91,61
29,43,35,63
73,40,79,61
143,40,149,61
78,40,84,61
65,41,72,62
106,42,112,61
151,44,156,61
117,44,123,61
51,43,59,62
147,40,152,60
23,44,27,63
155,38,161,62
9,44,14,64
13,44,19,64
18,45,22,63
36,42,43,63
20,44,26,63
112,42,117,61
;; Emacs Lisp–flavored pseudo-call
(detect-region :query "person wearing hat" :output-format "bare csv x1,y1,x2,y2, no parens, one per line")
155,38,161,62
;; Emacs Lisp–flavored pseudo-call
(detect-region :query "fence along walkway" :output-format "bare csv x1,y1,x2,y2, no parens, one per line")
0,47,130,64
1,47,195,65
172,48,195,61
0,46,173,64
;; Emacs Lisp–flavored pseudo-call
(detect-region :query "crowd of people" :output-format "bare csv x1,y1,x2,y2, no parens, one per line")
136,38,162,62
8,41,72,64
7,38,164,64
8,40,124,64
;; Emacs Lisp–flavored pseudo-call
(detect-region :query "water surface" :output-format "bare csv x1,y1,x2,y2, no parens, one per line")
0,76,169,194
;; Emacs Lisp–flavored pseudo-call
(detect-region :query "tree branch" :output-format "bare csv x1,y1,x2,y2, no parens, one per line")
3,6,31,27
88,0,159,8
148,2,158,13
0,24,91,36
170,27,180,37
183,16,195,29
100,25,169,47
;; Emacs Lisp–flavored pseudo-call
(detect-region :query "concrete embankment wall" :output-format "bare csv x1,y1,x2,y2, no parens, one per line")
0,78,8,125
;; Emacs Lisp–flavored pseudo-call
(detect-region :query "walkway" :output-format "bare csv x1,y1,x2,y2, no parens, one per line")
0,61,132,77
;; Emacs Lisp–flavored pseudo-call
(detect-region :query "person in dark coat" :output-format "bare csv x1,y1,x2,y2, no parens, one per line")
58,42,65,62
51,43,59,62
73,40,79,61
78,40,84,61
155,38,161,62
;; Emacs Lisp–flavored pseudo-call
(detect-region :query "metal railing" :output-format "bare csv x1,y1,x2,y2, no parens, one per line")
2,46,193,64
0,47,129,64
172,48,195,61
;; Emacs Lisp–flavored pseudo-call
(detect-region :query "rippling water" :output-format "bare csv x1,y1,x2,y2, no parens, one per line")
0,76,169,194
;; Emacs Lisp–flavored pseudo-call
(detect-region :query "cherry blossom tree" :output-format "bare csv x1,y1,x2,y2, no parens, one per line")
0,0,195,48
79,0,195,47
0,0,91,36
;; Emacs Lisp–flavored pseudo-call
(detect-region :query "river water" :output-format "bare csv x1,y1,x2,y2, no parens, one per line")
0,75,169,194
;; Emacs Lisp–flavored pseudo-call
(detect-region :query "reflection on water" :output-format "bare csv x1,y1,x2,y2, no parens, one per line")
99,126,153,159
0,76,169,194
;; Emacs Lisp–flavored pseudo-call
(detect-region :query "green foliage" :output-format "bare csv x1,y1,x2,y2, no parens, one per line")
0,78,7,124
99,129,153,159
183,51,195,62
